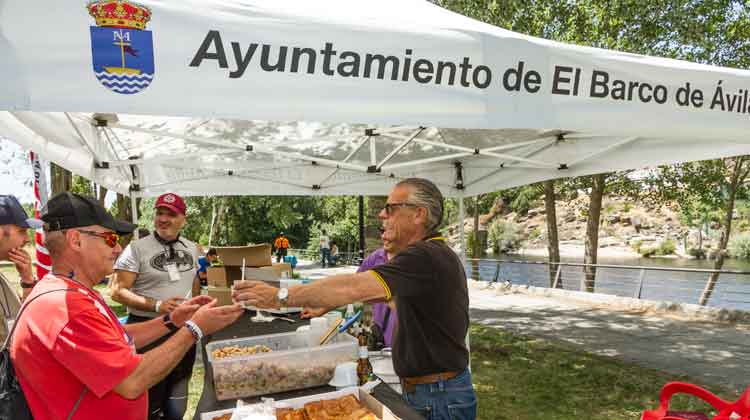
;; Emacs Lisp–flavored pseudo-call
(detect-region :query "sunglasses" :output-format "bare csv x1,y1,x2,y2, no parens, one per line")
383,202,419,215
77,229,120,248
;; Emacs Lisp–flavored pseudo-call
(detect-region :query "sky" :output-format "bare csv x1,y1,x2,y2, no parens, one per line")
0,139,35,203
0,138,116,207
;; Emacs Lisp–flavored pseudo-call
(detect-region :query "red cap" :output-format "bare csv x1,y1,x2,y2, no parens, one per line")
154,193,186,215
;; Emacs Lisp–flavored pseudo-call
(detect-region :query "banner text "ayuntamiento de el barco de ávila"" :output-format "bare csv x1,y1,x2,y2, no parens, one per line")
189,30,750,116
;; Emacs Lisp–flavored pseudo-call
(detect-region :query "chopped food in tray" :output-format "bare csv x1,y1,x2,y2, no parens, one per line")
276,394,379,420
214,363,336,400
212,344,273,359
210,414,233,420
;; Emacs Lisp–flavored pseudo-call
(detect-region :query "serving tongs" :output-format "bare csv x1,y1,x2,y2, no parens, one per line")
318,310,362,345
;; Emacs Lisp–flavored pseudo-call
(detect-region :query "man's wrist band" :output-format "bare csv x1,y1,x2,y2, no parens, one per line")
20,281,37,289
184,320,203,342
155,300,162,313
162,313,179,332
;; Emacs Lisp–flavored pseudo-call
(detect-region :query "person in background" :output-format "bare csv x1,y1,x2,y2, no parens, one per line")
329,241,340,266
110,192,202,420
356,240,400,348
273,232,290,263
319,229,331,268
0,195,43,342
11,192,243,420
197,247,219,287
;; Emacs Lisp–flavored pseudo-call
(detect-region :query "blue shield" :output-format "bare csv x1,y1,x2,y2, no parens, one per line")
90,26,154,95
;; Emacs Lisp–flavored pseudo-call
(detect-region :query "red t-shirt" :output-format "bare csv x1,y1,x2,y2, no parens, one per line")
10,275,146,420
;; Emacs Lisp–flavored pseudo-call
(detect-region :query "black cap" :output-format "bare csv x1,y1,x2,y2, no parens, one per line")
0,195,43,229
41,192,136,235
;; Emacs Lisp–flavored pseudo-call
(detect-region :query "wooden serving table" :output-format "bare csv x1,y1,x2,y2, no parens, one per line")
193,311,422,420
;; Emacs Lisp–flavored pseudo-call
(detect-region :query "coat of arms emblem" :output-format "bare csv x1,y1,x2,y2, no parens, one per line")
87,0,154,94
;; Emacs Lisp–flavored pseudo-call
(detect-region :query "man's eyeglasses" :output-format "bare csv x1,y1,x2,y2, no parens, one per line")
77,229,120,248
383,202,419,215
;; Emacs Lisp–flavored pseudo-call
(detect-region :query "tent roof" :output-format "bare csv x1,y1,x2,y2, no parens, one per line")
2,0,750,197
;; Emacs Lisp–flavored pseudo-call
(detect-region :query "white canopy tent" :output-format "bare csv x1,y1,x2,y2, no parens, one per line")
2,0,750,208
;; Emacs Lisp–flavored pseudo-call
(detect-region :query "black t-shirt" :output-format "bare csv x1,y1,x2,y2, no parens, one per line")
371,235,469,378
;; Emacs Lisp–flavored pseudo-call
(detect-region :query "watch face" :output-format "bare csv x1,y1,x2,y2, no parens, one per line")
278,288,289,300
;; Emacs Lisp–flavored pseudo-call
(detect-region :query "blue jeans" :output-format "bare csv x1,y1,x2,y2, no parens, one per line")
403,369,477,420
321,248,330,267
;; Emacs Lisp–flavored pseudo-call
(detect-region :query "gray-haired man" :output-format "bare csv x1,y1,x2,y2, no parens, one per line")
233,178,477,420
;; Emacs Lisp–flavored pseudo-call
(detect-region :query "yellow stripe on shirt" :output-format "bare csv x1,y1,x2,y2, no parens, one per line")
368,269,392,301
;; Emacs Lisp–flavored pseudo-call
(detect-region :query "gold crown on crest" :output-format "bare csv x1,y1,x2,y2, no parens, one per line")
87,0,151,30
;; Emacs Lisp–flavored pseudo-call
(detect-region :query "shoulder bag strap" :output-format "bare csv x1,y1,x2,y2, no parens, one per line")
2,287,79,350
66,387,88,420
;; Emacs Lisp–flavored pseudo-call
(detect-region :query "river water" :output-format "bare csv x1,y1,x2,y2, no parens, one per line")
465,254,750,311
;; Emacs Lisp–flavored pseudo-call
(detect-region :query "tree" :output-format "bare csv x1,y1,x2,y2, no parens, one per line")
543,180,561,288
50,163,71,196
644,157,750,305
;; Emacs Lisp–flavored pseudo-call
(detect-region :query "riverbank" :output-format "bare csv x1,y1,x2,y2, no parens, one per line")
516,244,642,259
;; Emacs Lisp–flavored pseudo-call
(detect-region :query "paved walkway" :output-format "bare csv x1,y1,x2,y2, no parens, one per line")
296,264,749,392
470,283,750,392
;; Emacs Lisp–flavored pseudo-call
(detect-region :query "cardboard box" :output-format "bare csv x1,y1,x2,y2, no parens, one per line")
206,266,246,287
260,262,293,277
207,286,233,306
214,244,272,267
242,267,281,282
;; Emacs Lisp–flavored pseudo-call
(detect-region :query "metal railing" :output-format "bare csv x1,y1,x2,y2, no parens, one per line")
465,258,750,311
286,248,361,266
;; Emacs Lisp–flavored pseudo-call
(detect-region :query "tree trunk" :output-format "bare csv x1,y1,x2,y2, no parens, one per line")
50,163,72,195
699,157,748,305
97,185,108,207
366,196,387,254
583,174,607,292
544,181,561,288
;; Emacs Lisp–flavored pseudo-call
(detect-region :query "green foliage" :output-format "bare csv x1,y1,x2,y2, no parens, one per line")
131,195,362,252
488,219,522,253
509,185,542,215
630,240,643,253
728,233,750,259
639,239,676,257
688,247,707,259
622,202,633,212
658,239,676,255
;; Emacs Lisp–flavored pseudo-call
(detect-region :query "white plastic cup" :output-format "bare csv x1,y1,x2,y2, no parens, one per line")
309,317,328,346
310,316,328,330
328,362,358,389
324,311,342,326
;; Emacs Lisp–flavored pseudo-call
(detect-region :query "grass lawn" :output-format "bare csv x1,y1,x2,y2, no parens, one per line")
469,323,729,420
4,266,731,419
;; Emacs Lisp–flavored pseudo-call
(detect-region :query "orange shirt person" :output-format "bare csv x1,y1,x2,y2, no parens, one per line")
274,232,290,263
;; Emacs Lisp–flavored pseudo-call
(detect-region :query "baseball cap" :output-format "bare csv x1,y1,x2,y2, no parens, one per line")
154,193,186,215
0,195,43,229
41,192,136,234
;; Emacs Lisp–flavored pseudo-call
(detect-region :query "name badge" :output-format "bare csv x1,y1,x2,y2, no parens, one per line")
165,263,181,282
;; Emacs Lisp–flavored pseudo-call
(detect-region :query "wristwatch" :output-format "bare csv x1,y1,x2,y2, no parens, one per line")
277,288,289,308
162,313,179,332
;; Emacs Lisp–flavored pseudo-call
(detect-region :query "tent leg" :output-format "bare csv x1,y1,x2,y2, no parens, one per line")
458,196,466,263
457,194,470,370
130,191,139,239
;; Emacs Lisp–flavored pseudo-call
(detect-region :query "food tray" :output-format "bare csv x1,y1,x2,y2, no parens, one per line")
207,331,358,400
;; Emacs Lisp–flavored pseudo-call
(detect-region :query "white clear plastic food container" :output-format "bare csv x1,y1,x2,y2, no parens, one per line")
207,331,358,400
